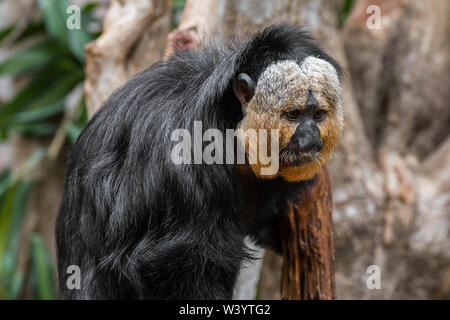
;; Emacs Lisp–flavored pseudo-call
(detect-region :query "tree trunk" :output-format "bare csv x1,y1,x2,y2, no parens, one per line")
281,168,336,300
335,0,450,299
85,0,171,116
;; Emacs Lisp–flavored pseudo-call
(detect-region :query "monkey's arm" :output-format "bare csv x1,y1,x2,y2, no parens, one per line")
134,228,245,299
242,175,316,255
247,206,284,255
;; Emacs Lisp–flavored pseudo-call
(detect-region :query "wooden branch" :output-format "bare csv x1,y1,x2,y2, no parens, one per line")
85,0,171,116
280,167,336,300
164,0,218,59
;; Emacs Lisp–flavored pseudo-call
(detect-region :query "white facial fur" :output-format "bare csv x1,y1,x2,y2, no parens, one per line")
249,57,342,119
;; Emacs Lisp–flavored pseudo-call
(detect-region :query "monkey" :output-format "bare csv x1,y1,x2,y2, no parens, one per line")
56,24,343,300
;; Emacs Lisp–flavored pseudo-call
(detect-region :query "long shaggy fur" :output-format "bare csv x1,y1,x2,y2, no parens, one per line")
56,24,341,300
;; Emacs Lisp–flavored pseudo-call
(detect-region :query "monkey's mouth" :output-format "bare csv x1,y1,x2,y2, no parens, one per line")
280,142,323,166
280,150,319,166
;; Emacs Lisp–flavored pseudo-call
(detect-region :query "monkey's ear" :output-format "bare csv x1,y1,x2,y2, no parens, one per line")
232,73,255,106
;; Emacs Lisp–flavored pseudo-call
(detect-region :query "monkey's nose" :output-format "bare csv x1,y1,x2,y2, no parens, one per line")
298,133,323,153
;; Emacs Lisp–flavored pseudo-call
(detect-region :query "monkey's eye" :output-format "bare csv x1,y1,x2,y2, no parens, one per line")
284,110,301,121
314,109,327,122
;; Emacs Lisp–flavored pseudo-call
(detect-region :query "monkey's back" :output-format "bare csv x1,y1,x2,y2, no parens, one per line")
56,41,248,299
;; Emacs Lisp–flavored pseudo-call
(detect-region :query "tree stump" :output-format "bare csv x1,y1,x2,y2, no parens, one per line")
280,168,336,300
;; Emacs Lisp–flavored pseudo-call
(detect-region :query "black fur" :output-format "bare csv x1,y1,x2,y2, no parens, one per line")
56,24,341,299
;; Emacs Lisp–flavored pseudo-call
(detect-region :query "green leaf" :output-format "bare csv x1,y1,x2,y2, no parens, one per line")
78,98,88,125
24,70,83,113
0,178,35,255
173,0,186,11
11,101,65,125
0,169,11,197
0,41,57,76
0,180,16,265
37,0,68,44
0,72,83,136
8,272,23,299
8,181,34,254
65,122,82,143
37,0,92,62
82,2,100,15
0,251,16,298
339,0,356,26
171,0,186,29
30,234,56,300
0,150,45,196
0,25,13,44
0,178,34,299
15,21,46,43
0,66,64,120
65,97,88,144
12,123,58,136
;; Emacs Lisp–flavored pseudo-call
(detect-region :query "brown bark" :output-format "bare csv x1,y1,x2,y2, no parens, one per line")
334,0,450,299
281,168,336,300
84,0,171,116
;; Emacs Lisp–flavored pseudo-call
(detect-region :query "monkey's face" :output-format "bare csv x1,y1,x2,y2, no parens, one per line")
234,57,343,181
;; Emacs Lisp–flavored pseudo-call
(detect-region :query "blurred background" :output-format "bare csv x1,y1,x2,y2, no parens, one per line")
0,0,448,300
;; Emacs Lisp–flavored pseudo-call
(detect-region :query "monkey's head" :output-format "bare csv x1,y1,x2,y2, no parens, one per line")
233,57,343,182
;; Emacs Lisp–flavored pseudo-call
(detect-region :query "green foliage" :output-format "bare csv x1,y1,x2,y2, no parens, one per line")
0,170,35,299
339,0,357,27
173,0,187,12
0,0,101,299
0,26,13,44
30,235,56,300
0,40,59,76
0,0,96,140
65,97,88,144
37,0,92,62
171,0,187,30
